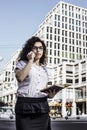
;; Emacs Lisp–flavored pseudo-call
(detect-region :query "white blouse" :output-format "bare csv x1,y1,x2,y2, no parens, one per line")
15,60,48,97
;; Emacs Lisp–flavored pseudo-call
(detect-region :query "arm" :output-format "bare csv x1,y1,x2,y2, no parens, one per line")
15,51,35,82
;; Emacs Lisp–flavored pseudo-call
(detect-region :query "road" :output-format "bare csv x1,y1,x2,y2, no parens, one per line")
0,118,16,130
51,118,87,130
0,117,87,130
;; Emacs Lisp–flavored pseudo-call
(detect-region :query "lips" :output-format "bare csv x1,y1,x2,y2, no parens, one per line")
36,53,41,56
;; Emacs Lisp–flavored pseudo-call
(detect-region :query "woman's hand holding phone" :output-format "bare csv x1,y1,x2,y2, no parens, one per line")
27,51,35,62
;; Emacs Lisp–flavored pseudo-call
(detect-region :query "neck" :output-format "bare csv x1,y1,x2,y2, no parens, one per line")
34,60,40,66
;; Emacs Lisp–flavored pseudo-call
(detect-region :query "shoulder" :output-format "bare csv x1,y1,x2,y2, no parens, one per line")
15,60,27,70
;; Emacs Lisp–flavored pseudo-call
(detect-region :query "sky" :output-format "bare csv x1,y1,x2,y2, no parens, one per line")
0,0,87,71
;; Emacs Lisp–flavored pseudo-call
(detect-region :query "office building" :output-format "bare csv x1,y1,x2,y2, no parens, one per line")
35,1,87,66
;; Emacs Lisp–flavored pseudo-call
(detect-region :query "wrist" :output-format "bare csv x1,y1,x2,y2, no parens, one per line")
28,60,33,64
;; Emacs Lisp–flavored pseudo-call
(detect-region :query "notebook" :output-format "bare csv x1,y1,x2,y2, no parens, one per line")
40,84,63,93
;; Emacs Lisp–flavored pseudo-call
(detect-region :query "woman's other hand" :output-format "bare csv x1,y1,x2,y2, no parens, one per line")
47,89,58,99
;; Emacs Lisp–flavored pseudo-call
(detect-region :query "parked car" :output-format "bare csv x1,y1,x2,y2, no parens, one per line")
0,106,15,119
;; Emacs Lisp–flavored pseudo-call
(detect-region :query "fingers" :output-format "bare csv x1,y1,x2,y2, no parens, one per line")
48,89,56,94
27,51,35,60
27,51,35,57
47,89,57,98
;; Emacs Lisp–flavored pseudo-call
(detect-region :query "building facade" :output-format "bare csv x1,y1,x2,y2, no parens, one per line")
35,1,87,66
55,59,87,116
0,50,20,108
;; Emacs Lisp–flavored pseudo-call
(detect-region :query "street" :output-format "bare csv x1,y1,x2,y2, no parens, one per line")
0,117,87,130
0,118,16,130
51,118,87,130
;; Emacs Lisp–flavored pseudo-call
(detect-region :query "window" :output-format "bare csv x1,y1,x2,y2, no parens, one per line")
75,64,79,73
50,50,52,55
62,30,64,35
58,36,60,41
55,14,57,20
54,50,56,56
65,24,67,29
50,57,52,63
58,22,60,27
58,15,60,21
54,28,57,34
65,38,67,43
50,42,52,48
62,44,64,50
65,31,67,36
62,37,64,42
50,34,52,40
50,27,52,33
75,79,79,83
46,34,49,39
65,45,67,51
47,27,49,32
58,44,60,49
58,29,60,34
82,77,86,82
66,79,73,83
66,71,73,74
54,58,56,64
81,62,86,69
54,43,56,48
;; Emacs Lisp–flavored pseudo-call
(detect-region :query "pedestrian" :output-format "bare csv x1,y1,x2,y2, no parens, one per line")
15,36,57,130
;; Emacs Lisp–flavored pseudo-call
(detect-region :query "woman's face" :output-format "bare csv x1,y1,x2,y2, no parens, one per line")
32,42,43,60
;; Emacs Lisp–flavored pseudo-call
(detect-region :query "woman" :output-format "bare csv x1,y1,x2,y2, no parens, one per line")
15,36,56,130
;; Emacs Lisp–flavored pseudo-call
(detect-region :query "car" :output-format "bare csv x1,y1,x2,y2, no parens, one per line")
0,106,15,119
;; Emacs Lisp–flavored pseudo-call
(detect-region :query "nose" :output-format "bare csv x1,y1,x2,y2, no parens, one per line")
37,48,40,51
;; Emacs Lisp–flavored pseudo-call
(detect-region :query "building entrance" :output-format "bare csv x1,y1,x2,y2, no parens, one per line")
76,102,86,115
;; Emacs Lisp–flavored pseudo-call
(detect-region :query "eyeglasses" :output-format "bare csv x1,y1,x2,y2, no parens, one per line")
32,46,43,51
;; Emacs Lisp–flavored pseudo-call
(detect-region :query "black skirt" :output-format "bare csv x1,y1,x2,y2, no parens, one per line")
15,96,51,130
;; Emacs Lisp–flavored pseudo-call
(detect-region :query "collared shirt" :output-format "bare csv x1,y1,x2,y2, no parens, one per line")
15,60,48,97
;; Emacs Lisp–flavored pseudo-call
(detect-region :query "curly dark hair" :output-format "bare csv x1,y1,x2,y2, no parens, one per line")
17,36,47,65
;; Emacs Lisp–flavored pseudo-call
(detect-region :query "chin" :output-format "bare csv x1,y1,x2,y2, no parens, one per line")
36,55,42,58
35,56,40,60
37,57,41,59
